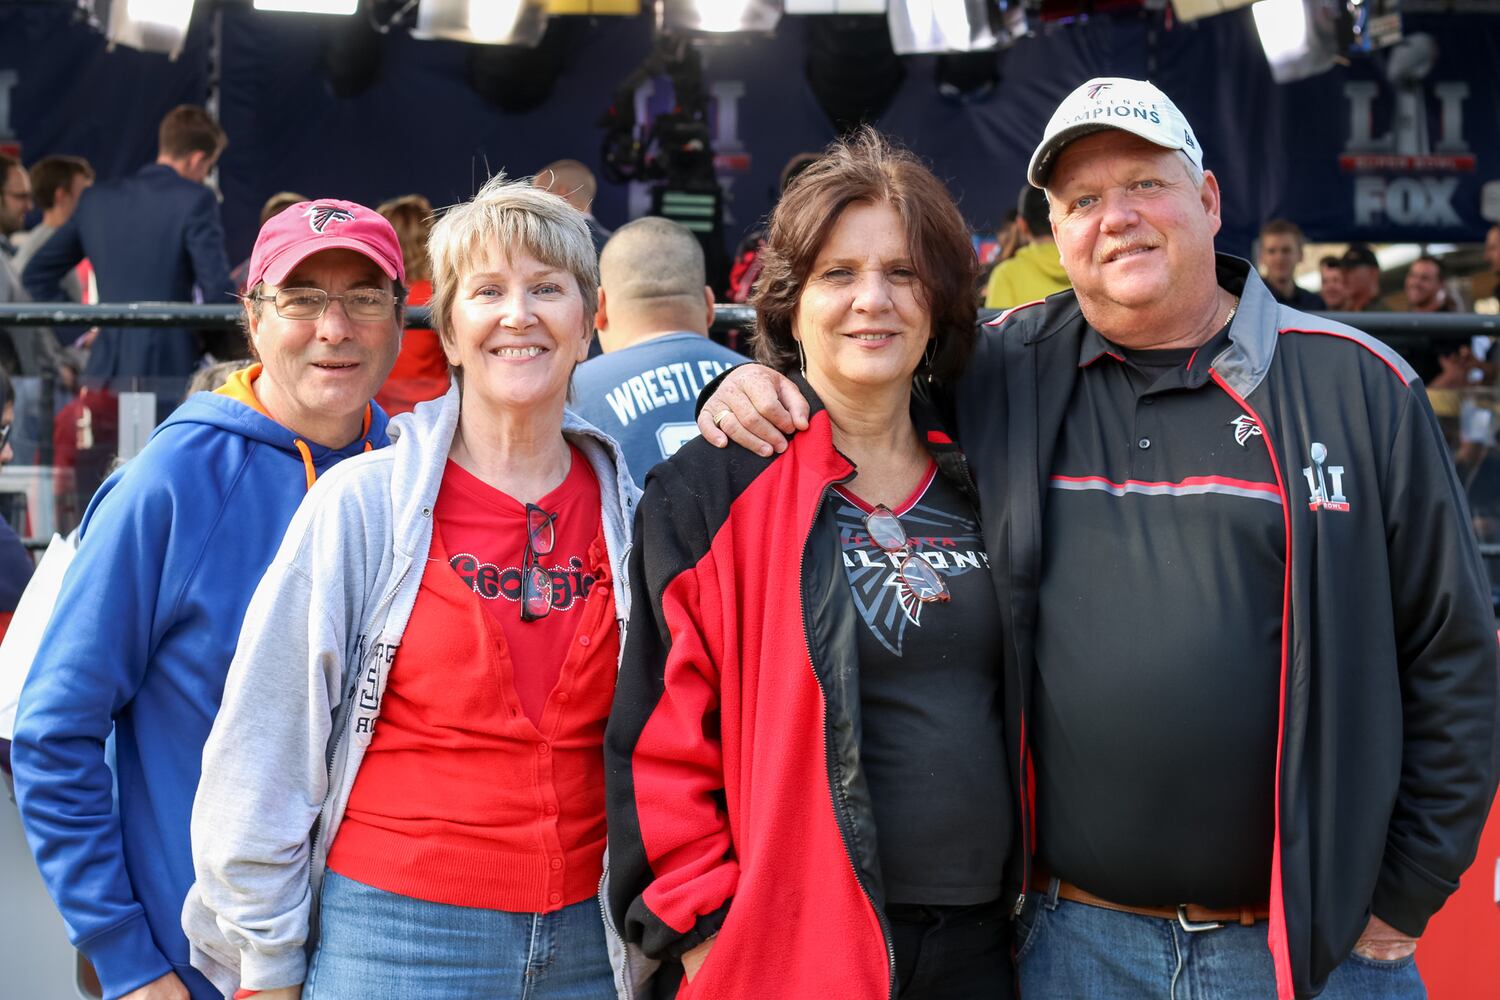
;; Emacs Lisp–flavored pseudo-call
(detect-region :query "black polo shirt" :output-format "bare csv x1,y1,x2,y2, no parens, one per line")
1032,322,1284,909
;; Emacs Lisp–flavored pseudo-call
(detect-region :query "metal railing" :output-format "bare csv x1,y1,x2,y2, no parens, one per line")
3,302,1499,340
6,302,1500,567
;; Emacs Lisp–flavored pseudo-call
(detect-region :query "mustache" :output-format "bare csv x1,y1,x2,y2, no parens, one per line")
1097,240,1161,264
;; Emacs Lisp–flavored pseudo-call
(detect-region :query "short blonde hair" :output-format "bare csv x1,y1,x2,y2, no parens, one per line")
427,173,599,352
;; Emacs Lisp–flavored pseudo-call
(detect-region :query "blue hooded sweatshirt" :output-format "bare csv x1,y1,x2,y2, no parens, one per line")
12,367,389,1000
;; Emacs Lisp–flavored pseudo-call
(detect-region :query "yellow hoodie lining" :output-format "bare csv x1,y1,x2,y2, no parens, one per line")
214,363,374,490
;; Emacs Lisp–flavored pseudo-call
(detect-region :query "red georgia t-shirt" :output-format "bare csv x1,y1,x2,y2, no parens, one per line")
436,447,604,726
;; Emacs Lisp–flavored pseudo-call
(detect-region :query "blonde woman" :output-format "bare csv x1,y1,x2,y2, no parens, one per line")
183,175,638,1000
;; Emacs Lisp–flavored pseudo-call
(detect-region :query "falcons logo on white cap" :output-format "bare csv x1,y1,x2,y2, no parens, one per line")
304,205,355,233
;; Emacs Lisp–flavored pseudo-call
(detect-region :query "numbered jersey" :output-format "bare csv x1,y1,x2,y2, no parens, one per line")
571,332,747,488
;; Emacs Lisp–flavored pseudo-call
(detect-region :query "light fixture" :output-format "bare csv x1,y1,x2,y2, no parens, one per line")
887,0,1003,54
107,0,196,59
413,0,549,45
785,0,886,11
252,0,359,13
660,0,782,34
1170,0,1254,22
544,0,640,9
1251,0,1344,82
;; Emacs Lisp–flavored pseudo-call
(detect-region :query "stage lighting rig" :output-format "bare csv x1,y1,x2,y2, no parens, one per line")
412,0,549,45
599,33,729,287
660,0,781,34
888,0,1013,53
1251,0,1401,82
105,0,196,58
599,34,717,190
252,0,359,13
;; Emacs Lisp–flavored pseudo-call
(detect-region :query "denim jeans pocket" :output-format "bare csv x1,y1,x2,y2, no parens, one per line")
1346,949,1418,971
1014,895,1047,962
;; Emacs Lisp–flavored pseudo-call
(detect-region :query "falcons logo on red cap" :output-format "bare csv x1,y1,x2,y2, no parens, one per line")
304,205,355,233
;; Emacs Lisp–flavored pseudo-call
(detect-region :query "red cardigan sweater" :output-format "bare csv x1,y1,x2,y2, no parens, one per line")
328,525,620,912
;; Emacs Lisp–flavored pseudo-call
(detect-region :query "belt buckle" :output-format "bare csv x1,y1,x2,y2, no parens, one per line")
1176,905,1224,933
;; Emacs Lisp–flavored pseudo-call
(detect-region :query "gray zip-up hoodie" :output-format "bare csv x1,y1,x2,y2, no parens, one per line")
181,383,645,997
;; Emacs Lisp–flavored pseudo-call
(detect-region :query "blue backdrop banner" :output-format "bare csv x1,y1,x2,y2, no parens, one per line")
1,5,1496,264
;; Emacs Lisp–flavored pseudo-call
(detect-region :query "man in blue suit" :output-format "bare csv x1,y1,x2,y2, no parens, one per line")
23,105,234,398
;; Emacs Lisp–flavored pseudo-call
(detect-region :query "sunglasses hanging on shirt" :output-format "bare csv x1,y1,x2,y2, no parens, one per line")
521,503,557,622
865,504,950,605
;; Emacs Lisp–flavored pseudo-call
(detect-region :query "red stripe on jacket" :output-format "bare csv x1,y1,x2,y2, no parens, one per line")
1211,370,1296,1000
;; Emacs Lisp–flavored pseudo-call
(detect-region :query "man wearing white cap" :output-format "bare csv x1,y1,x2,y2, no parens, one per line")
13,200,405,1000
695,78,1495,1000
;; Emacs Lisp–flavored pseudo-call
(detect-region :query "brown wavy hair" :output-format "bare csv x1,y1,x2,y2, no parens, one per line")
749,127,978,382
377,194,435,284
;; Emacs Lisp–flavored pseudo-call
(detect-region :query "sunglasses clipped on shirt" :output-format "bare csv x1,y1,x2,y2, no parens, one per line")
864,504,951,605
521,503,558,622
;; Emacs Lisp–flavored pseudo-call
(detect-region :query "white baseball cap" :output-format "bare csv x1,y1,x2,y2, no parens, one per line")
1027,77,1203,188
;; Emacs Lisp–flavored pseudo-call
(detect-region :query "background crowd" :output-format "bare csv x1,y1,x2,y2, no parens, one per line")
0,73,1495,1000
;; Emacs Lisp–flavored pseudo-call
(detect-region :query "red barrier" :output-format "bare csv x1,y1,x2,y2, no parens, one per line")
1417,790,1500,998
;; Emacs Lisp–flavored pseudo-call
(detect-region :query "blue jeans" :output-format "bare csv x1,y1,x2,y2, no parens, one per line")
1017,882,1425,1000
305,871,616,1000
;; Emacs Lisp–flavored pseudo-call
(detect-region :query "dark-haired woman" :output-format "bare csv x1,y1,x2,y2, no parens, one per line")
605,128,1016,1000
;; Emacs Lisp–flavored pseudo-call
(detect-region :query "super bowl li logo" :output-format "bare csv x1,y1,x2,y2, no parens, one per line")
1303,442,1351,513
1341,33,1473,228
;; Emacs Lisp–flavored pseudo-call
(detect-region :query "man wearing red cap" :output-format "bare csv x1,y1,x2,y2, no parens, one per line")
12,200,406,1000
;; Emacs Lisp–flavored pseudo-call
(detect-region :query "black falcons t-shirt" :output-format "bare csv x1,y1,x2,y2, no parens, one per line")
833,464,1012,906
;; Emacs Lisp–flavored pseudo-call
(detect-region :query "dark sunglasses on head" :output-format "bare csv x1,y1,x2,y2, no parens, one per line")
521,503,557,622
865,504,950,605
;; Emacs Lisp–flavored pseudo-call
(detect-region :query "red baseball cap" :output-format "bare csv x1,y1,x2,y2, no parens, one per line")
246,199,406,289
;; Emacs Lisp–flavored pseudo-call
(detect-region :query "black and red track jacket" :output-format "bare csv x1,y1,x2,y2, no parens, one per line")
964,257,1498,1000
604,383,988,1000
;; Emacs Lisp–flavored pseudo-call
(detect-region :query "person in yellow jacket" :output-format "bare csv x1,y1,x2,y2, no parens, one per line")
984,185,1072,309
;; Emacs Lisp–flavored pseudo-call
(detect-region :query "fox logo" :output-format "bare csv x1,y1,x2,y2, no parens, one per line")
1229,415,1262,447
304,204,355,233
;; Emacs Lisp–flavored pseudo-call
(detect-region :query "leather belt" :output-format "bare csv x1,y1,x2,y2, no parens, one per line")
1032,874,1270,931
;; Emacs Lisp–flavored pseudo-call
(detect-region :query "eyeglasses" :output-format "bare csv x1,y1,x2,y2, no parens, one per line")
521,503,557,622
865,504,950,605
251,287,396,322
